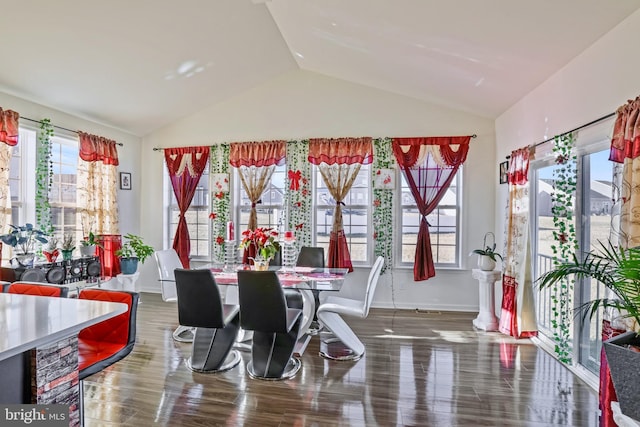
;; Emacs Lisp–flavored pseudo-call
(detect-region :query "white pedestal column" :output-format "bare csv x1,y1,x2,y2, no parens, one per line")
472,269,501,331
117,272,140,294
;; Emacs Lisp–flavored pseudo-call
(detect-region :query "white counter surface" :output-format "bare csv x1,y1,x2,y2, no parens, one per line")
0,293,127,362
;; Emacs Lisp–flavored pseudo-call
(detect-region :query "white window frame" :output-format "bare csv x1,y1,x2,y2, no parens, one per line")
395,168,462,269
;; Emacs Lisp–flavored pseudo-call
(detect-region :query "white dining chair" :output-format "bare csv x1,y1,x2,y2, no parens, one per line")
154,249,194,343
316,256,384,360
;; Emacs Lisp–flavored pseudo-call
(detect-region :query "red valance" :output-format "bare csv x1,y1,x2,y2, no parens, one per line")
392,136,471,168
78,131,119,166
0,108,19,146
308,137,373,165
508,147,530,185
610,96,640,163
229,141,286,167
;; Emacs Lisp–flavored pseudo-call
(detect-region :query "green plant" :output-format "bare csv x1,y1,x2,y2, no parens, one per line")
0,224,48,254
61,234,75,251
45,236,59,251
81,231,102,247
115,233,154,264
470,232,503,262
538,241,640,332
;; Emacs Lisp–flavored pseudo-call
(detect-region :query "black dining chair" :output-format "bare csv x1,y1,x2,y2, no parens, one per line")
237,270,302,380
296,246,325,333
174,268,241,373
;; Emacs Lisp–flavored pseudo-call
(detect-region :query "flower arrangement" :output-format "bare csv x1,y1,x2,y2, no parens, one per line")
239,227,280,262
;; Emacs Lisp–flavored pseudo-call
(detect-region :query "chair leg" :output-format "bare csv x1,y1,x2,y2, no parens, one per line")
188,315,241,373
317,311,365,361
247,326,301,380
173,325,194,343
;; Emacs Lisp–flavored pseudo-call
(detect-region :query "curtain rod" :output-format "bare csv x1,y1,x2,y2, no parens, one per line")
151,134,478,151
21,117,124,146
505,112,616,159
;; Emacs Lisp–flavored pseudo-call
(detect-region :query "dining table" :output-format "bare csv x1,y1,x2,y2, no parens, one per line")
207,265,349,355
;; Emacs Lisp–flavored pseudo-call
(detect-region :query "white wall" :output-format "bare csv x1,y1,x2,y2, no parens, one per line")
140,70,495,311
495,9,640,239
0,91,142,237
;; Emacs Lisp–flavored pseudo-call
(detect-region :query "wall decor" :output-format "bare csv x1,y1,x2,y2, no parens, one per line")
499,161,508,184
119,172,132,190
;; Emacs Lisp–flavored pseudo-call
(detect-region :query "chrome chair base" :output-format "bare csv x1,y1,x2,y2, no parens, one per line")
319,336,363,361
246,357,301,381
173,325,195,343
186,350,241,373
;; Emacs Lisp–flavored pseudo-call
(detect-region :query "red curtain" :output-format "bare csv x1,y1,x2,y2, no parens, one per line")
0,108,19,146
97,234,122,277
309,138,373,272
164,146,210,268
78,131,119,165
609,96,640,163
599,320,626,426
392,136,470,281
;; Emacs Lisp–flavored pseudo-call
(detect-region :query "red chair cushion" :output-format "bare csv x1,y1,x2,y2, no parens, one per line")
78,289,133,346
78,340,126,371
8,283,62,297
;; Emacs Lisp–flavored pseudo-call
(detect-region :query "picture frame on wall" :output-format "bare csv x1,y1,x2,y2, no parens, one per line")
120,172,132,190
499,161,509,184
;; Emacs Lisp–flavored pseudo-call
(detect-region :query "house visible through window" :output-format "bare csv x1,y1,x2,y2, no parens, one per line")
236,164,286,234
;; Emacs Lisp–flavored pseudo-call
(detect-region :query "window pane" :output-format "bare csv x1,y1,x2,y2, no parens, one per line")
314,164,370,264
238,165,286,233
399,171,460,266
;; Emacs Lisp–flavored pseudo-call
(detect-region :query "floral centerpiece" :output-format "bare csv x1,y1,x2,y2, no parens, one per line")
239,227,280,270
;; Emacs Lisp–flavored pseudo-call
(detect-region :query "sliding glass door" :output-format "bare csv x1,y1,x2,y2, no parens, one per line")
532,146,612,375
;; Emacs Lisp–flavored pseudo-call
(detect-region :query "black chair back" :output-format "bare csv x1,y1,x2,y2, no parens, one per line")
296,247,325,268
174,268,224,328
237,270,289,333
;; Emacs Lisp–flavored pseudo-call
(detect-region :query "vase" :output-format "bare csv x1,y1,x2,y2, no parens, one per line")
478,256,496,271
80,244,96,257
43,249,60,263
252,259,270,271
14,253,36,268
61,249,74,261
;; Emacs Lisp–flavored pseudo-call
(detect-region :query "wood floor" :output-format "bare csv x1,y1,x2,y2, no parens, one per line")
83,292,599,426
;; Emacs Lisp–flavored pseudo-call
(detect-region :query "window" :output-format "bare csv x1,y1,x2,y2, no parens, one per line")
315,164,370,265
49,134,80,239
167,167,210,259
532,137,612,377
398,170,461,267
236,164,286,233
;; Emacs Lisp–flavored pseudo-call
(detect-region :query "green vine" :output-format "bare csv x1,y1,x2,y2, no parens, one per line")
285,140,312,248
372,137,395,273
550,132,578,364
209,144,230,263
35,119,54,237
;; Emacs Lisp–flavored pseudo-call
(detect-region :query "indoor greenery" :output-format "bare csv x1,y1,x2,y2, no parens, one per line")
209,143,230,263
538,240,640,333
0,224,48,254
549,132,578,363
35,118,54,237
372,137,394,273
116,233,154,264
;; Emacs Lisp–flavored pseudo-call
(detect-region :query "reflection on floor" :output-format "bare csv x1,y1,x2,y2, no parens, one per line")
83,293,598,426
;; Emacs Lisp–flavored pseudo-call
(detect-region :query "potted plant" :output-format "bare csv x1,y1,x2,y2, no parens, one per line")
116,233,154,274
239,227,280,270
470,232,502,271
61,234,75,261
538,241,640,420
80,231,101,258
43,236,60,263
0,223,48,267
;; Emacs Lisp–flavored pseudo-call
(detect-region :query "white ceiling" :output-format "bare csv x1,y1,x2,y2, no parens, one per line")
0,0,638,137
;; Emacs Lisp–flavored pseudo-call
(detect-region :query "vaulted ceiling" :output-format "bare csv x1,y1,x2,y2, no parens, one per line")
1,0,638,136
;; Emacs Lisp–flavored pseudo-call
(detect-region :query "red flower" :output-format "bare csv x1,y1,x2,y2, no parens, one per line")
302,177,308,185
373,232,378,240
216,236,225,245
209,212,217,220
558,233,567,244
215,192,224,199
376,169,381,175
556,155,567,164
383,176,391,184
294,201,302,207
239,227,280,260
295,223,304,230
301,189,308,197
373,199,381,207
